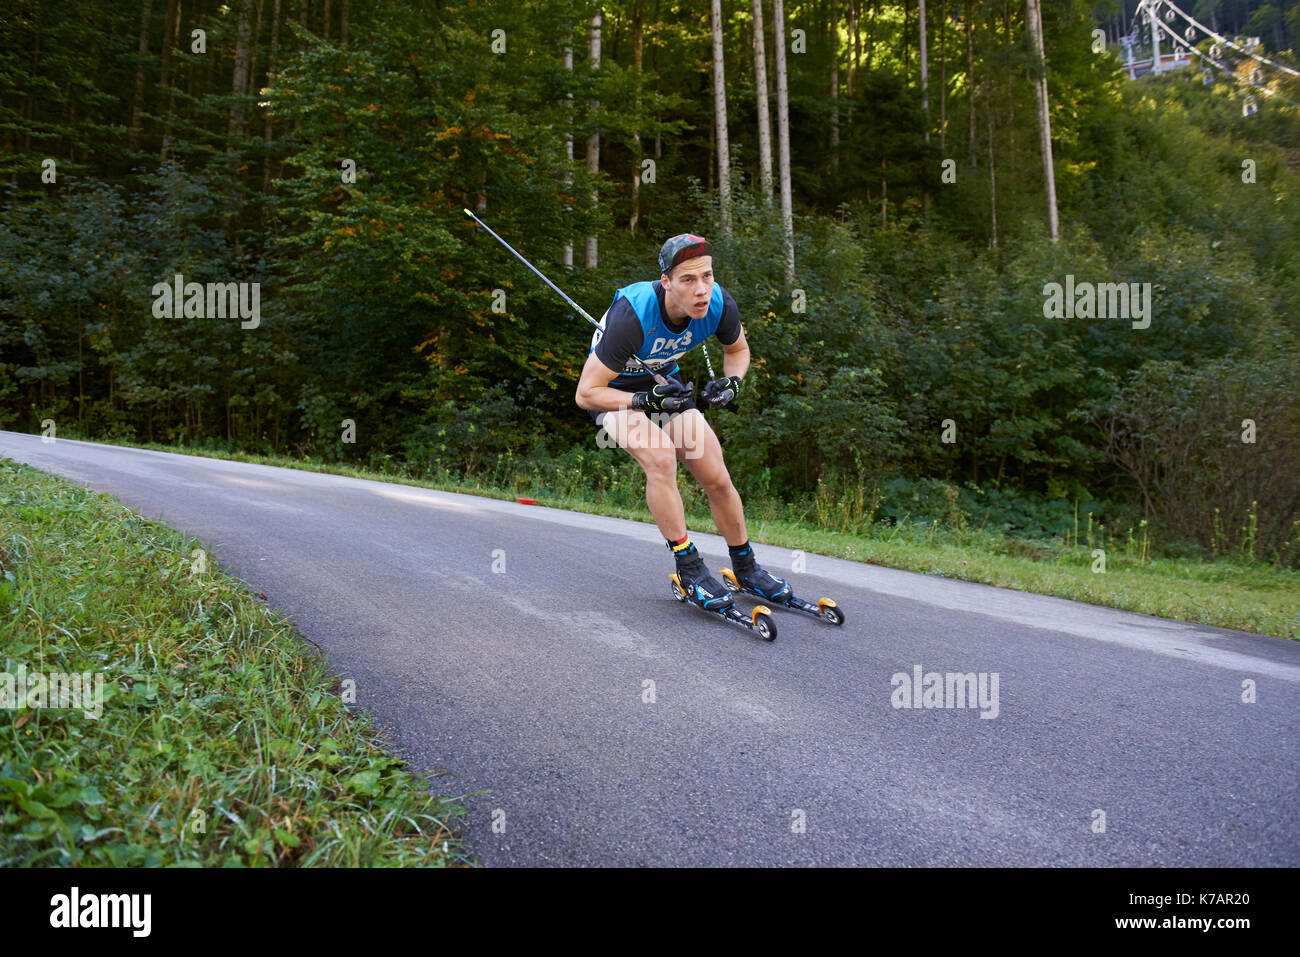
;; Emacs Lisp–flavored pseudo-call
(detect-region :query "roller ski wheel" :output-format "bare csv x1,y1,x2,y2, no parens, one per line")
670,573,778,641
721,567,846,627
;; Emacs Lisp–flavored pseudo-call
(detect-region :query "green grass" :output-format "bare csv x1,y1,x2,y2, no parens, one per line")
69,435,1297,642
0,457,470,867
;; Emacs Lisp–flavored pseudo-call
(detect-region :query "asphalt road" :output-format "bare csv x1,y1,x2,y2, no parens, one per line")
3,431,1297,866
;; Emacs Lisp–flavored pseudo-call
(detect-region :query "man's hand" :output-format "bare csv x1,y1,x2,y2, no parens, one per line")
631,379,694,413
700,375,742,409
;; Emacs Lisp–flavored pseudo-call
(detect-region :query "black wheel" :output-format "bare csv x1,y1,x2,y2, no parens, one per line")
754,612,777,642
820,605,845,626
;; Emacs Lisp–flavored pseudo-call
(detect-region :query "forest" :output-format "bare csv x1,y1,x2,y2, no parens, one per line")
2,0,1298,566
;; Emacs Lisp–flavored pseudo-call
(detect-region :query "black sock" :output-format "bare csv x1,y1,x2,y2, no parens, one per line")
668,535,698,567
728,540,756,573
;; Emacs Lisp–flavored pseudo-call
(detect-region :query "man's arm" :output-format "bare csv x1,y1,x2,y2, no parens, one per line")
721,325,750,381
697,317,750,410
575,352,638,412
577,299,645,411
575,354,692,413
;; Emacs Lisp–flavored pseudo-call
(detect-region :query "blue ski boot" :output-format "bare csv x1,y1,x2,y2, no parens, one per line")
720,542,845,626
671,541,735,611
724,542,794,603
730,563,794,603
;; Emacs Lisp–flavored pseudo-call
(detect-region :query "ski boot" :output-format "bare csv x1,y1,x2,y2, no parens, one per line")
670,546,777,641
720,562,845,626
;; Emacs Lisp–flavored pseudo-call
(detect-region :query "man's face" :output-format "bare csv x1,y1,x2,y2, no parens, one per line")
662,255,713,319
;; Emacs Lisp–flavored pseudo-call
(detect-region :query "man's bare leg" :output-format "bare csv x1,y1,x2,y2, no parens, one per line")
601,409,686,540
600,407,740,608
663,409,793,600
665,409,748,546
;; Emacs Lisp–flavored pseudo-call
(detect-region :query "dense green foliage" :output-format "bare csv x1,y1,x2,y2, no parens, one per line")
1,0,1297,564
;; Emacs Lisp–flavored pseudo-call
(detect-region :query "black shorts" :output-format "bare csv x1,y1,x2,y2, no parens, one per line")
589,372,698,428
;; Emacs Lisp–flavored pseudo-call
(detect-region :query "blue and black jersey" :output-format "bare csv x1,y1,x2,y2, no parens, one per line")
590,280,741,390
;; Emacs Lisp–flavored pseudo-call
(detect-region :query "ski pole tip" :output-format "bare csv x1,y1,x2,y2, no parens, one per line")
463,208,474,217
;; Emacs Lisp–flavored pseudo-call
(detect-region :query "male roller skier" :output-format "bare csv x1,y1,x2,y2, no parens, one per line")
574,233,792,611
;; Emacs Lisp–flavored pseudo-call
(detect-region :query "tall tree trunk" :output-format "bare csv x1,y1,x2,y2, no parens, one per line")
1004,0,1014,159
159,0,177,102
161,0,182,160
966,0,976,165
711,0,731,233
1025,0,1059,241
293,0,307,141
631,0,643,237
229,0,254,144
773,0,795,283
919,0,929,218
985,68,997,248
939,0,947,150
903,0,910,73
129,0,153,153
866,0,879,71
919,0,929,140
563,34,574,268
323,0,329,39
263,0,282,196
195,2,206,106
708,109,715,194
228,0,253,200
341,0,348,44
848,0,859,126
653,0,661,162
830,0,840,172
226,0,255,236
249,0,264,109
752,0,774,201
586,11,601,269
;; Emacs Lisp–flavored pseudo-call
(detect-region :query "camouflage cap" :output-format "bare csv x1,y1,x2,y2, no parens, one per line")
658,234,711,275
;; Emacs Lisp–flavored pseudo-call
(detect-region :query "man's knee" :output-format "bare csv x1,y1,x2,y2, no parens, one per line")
640,446,678,483
672,410,713,462
696,465,735,498
682,439,732,495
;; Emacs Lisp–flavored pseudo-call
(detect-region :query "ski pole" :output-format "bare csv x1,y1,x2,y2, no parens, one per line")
462,209,668,387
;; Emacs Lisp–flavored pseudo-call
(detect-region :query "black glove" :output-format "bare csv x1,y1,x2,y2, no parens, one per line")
700,375,743,408
631,379,694,413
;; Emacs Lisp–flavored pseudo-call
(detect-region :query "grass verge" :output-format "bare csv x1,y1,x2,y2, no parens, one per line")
0,457,470,866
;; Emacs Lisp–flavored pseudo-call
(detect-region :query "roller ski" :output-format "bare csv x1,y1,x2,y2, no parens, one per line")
719,563,845,627
668,542,777,641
